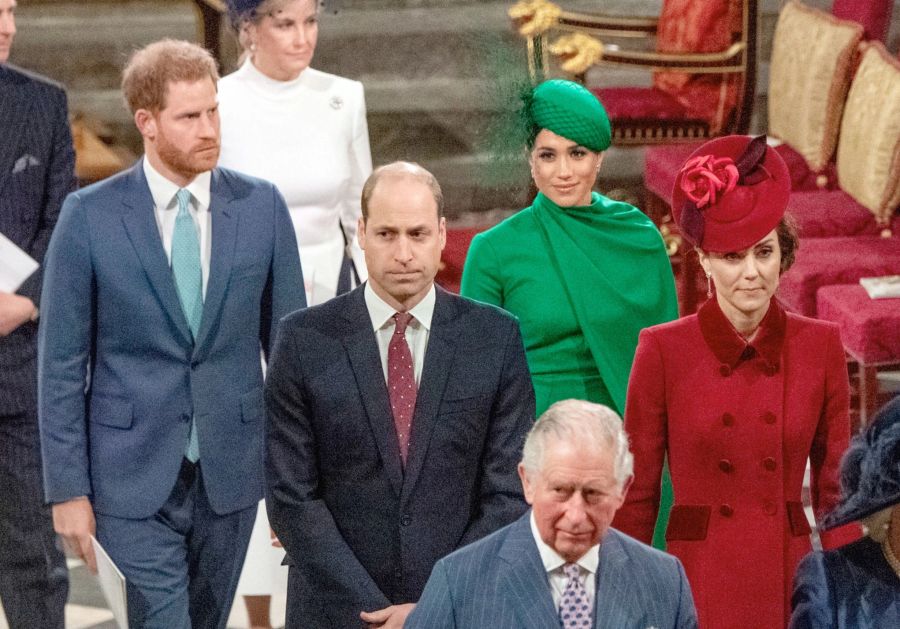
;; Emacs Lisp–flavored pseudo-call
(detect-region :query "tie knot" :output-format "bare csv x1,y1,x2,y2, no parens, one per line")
175,188,192,215
563,563,580,580
393,312,413,334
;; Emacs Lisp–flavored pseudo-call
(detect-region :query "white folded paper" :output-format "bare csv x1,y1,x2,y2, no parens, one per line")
860,275,900,299
0,231,39,293
91,536,129,629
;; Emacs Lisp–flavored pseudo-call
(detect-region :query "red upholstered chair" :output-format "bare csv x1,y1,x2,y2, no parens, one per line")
509,0,757,145
435,227,488,294
778,42,900,317
817,285,900,425
643,1,895,313
831,0,895,43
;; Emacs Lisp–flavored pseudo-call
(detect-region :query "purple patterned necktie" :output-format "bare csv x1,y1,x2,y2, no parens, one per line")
388,312,417,464
559,563,592,629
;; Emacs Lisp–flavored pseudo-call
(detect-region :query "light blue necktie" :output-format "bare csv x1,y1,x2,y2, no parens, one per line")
172,188,202,462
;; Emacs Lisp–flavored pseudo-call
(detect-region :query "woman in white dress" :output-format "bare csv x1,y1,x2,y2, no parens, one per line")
218,1,373,626
220,0,372,307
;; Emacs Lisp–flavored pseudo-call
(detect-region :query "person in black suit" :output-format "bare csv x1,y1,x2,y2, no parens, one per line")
0,1,74,626
265,161,536,628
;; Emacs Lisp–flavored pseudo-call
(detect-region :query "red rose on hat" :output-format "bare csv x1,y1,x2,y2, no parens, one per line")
679,155,739,209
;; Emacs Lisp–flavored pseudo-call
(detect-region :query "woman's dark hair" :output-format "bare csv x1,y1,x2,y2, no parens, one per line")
776,213,800,274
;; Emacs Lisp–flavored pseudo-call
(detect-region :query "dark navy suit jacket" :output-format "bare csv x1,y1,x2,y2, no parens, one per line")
0,64,75,413
790,537,900,629
38,162,305,518
407,512,699,629
265,285,535,628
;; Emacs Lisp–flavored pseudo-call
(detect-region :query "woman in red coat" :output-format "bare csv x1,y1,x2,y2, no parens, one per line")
614,135,859,628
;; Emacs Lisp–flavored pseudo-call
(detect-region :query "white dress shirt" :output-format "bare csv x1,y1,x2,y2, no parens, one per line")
143,157,212,297
530,511,599,610
364,282,435,385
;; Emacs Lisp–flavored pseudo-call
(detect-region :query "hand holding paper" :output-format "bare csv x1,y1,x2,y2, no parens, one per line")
52,496,97,573
0,230,39,293
0,291,36,336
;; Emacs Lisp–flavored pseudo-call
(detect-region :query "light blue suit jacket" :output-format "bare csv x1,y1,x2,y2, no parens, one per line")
406,511,698,629
38,162,305,518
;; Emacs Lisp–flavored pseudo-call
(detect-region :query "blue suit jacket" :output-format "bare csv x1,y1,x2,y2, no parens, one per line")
38,162,305,518
790,537,900,629
0,64,75,413
265,285,535,628
406,511,698,629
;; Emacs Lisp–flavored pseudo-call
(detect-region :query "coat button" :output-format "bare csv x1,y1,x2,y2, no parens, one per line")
718,459,734,473
181,413,191,423
765,364,779,376
763,501,777,515
719,364,732,377
722,412,735,427
720,504,734,517
762,411,776,425
763,457,777,471
400,514,412,527
394,569,402,580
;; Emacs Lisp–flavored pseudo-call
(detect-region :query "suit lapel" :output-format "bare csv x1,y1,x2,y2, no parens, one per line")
594,530,640,628
343,288,404,497
119,163,193,346
193,169,237,357
498,513,560,629
400,287,457,501
0,71,32,198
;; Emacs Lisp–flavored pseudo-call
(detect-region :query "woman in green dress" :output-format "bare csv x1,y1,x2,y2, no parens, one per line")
460,80,678,545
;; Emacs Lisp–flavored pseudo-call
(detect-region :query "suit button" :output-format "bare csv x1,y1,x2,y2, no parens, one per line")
719,364,732,377
718,459,734,473
721,412,735,427
394,569,402,580
763,457,777,471
719,504,734,517
764,501,777,515
764,364,779,376
400,514,412,527
762,411,776,425
180,413,191,423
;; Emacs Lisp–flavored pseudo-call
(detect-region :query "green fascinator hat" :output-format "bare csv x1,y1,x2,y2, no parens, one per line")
528,79,612,152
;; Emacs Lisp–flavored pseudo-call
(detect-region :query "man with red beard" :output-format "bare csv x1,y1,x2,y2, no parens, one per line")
38,39,305,629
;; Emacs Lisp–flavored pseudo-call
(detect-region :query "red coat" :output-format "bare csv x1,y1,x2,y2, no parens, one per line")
614,298,859,629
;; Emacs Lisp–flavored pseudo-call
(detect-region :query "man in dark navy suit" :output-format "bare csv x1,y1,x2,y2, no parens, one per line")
39,39,305,628
265,162,535,628
0,1,74,626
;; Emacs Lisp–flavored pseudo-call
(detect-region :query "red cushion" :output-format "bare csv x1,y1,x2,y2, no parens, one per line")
643,142,703,204
773,144,839,192
787,190,889,237
831,0,894,43
435,227,487,294
777,236,900,316
817,283,900,363
593,87,691,122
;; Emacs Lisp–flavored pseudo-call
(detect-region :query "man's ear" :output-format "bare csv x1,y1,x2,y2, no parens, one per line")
618,475,634,505
357,217,366,250
134,108,157,141
518,463,535,506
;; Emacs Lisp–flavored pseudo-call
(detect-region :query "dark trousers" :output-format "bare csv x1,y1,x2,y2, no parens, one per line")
95,460,255,629
0,407,68,629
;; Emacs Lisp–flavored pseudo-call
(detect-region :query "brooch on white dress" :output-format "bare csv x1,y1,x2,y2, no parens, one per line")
330,96,344,110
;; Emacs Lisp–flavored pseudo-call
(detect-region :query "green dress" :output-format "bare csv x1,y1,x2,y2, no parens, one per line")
461,191,678,547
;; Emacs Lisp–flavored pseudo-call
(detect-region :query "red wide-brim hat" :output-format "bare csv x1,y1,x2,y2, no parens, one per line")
671,135,791,253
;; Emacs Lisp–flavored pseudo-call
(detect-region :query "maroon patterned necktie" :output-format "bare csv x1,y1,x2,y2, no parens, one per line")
388,312,417,464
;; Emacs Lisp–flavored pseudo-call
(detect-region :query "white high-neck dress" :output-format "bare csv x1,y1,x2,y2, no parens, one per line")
218,58,372,305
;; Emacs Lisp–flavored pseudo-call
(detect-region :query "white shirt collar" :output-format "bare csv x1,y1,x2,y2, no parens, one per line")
364,282,435,332
142,156,211,211
529,510,600,576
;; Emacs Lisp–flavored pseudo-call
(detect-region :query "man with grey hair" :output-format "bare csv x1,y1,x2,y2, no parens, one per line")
407,399,698,629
